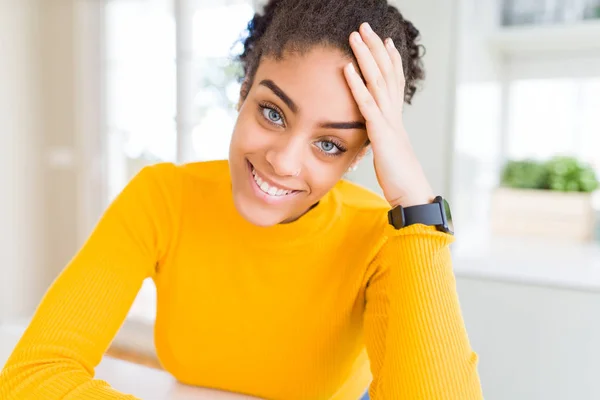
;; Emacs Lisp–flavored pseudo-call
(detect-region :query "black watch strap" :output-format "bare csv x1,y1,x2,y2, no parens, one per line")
387,196,453,234
401,203,444,227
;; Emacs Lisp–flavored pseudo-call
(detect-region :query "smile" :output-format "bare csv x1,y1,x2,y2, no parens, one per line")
246,159,301,205
251,167,297,197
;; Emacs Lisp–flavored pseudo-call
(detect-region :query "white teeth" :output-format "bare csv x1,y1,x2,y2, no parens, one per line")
251,167,294,197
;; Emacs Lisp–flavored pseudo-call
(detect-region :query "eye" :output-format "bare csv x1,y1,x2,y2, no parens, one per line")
261,105,284,126
315,140,346,156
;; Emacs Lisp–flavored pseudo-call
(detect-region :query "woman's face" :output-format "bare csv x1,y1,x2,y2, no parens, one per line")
229,46,368,226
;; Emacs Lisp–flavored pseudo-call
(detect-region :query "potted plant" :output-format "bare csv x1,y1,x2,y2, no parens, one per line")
583,0,600,20
491,156,599,241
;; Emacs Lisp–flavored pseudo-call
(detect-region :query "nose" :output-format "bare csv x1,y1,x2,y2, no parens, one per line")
265,136,305,177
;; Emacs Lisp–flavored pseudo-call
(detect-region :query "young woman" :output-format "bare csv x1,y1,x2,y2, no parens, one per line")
0,0,483,399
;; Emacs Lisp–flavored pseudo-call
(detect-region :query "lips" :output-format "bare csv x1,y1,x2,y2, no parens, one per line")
246,160,302,205
251,168,297,196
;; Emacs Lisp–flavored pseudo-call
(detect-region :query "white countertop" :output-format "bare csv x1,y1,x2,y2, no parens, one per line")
95,358,261,400
0,325,261,400
453,234,600,291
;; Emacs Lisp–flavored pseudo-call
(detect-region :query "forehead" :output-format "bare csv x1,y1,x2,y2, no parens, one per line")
253,46,362,121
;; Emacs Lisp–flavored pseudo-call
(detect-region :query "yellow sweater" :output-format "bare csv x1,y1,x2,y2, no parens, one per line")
0,160,482,400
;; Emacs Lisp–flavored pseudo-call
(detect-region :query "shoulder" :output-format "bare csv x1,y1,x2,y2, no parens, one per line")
329,180,393,271
136,159,229,190
117,160,229,212
334,179,390,217
176,159,230,183
111,162,184,216
141,159,228,179
117,160,230,239
332,179,391,238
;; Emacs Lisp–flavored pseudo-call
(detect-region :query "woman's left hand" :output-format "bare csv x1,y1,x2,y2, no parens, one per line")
344,22,434,208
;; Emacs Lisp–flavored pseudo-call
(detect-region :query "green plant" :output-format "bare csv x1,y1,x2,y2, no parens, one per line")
500,159,549,189
546,156,599,192
500,156,599,193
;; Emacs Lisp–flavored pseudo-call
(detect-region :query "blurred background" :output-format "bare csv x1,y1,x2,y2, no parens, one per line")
1,0,600,399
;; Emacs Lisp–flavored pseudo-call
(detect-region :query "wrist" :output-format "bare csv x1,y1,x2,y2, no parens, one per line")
388,193,435,208
387,182,435,208
383,154,434,208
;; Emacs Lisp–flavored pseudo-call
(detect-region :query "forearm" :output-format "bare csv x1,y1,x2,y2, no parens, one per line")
373,224,482,399
0,164,182,400
0,245,148,399
0,362,139,399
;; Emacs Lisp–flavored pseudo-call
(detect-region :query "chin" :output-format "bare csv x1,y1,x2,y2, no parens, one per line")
232,193,289,227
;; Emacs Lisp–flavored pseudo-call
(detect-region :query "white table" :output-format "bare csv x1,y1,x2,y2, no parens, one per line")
0,325,261,400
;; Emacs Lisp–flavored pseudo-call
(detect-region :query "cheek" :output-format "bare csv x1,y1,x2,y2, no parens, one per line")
231,112,268,153
304,161,347,196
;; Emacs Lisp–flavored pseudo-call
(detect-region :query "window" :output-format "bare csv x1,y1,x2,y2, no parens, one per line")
103,0,254,323
105,0,177,201
452,0,600,243
453,76,600,240
506,78,600,171
189,3,253,161
502,0,600,26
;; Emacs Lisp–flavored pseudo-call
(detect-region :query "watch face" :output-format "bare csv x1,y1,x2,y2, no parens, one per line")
442,198,454,234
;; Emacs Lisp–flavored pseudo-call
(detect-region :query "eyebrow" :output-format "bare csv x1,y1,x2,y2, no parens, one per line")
258,79,366,130
319,121,366,130
259,79,298,113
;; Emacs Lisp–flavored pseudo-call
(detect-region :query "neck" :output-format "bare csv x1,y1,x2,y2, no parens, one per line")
280,201,320,224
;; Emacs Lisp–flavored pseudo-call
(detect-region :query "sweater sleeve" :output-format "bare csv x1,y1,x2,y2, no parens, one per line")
0,163,181,400
363,224,483,399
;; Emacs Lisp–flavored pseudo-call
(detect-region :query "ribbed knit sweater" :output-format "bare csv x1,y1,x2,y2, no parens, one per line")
0,160,483,399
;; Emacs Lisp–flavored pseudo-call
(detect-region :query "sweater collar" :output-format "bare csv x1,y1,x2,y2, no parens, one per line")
221,179,340,247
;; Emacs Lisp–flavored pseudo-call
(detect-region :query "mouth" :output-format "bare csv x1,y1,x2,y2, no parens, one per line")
246,159,301,203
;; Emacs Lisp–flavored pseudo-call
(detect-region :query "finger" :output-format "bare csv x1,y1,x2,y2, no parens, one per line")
384,37,406,100
359,23,397,98
349,31,391,113
343,62,385,133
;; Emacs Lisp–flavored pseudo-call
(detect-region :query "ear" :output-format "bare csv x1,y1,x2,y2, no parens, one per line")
348,145,370,171
237,80,251,111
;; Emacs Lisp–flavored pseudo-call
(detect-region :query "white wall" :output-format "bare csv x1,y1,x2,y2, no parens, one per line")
450,0,505,238
0,0,45,320
455,0,503,84
0,0,83,320
38,0,82,284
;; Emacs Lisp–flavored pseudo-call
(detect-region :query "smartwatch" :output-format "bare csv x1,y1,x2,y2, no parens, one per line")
387,196,454,235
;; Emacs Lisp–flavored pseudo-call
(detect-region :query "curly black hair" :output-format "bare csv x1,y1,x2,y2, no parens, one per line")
237,0,425,105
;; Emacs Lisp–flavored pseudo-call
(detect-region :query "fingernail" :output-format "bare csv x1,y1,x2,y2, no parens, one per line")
352,32,363,44
363,22,373,34
347,62,356,73
386,38,395,48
